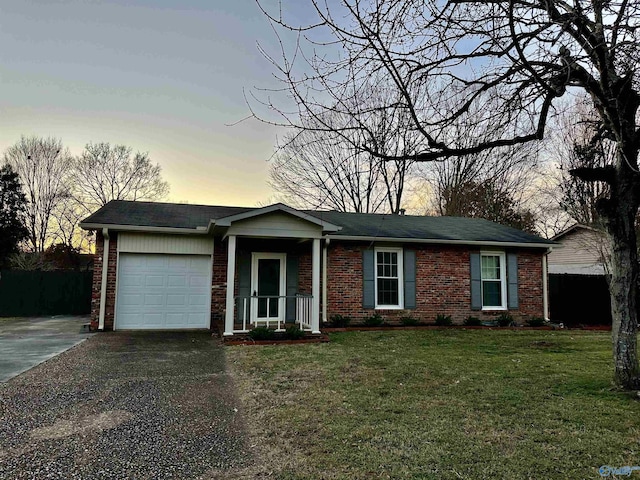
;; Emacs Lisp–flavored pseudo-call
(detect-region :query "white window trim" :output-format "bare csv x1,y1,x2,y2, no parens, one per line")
374,247,404,309
480,251,507,311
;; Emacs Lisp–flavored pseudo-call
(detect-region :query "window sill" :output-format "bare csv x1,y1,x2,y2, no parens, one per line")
374,305,404,310
481,306,507,311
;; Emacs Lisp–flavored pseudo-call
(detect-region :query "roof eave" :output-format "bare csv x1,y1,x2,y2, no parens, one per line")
215,203,342,232
79,222,210,235
326,234,555,249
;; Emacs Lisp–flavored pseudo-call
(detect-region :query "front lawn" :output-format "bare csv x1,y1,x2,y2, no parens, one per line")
226,330,640,479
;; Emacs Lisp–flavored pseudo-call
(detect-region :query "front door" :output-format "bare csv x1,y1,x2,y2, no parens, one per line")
251,253,286,323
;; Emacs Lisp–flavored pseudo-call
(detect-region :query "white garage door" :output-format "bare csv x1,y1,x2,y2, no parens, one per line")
116,253,212,330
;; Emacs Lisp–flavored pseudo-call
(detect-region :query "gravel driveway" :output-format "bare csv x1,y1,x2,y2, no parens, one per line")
0,332,248,479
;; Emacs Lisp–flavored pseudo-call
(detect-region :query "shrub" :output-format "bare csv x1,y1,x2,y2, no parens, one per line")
248,326,276,341
464,316,482,326
434,314,452,326
285,325,305,339
330,314,352,327
527,317,546,327
496,313,514,327
400,316,419,326
363,314,384,327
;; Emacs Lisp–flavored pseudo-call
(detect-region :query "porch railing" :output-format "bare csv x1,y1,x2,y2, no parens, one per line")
233,294,313,333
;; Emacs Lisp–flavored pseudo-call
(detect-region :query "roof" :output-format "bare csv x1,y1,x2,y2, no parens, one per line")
551,223,602,241
306,210,553,245
80,200,554,247
80,200,253,230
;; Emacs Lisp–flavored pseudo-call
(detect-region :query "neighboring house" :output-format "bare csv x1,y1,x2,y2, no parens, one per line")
548,224,608,275
547,224,611,325
79,200,554,335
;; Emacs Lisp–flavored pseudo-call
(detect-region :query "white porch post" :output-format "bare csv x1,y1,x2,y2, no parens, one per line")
224,235,237,336
311,237,321,334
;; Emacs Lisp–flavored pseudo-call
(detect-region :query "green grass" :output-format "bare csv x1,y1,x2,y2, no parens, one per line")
226,330,640,479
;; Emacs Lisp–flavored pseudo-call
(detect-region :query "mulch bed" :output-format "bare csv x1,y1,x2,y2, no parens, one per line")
322,325,558,332
222,334,331,346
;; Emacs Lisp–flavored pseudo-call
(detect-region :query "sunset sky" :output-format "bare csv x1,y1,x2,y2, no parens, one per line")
0,0,315,207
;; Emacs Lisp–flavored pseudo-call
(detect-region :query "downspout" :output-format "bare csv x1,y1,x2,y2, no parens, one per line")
98,228,110,331
542,248,550,321
322,237,329,323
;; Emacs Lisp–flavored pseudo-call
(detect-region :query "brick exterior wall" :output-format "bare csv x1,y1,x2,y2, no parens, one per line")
91,233,545,331
90,231,118,330
326,241,544,324
211,237,228,328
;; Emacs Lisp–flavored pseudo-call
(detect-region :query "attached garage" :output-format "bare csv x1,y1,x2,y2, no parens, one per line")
115,233,213,330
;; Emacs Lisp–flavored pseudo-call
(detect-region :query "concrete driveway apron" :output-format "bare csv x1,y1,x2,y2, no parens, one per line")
0,315,92,382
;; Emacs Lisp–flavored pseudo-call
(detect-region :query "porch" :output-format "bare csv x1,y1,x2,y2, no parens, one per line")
222,236,323,336
231,294,314,333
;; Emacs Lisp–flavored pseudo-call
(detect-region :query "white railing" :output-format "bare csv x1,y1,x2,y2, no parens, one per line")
233,294,313,333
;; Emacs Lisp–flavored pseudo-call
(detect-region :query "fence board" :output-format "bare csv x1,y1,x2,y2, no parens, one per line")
549,274,611,326
0,270,92,317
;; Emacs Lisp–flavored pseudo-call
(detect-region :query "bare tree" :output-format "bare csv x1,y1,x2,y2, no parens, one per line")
70,143,169,215
550,96,615,226
254,0,640,388
3,136,72,252
271,116,415,213
271,129,386,212
269,84,419,213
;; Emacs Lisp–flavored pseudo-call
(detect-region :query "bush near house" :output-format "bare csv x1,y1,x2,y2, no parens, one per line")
434,314,452,326
363,314,384,327
464,316,482,326
329,314,352,328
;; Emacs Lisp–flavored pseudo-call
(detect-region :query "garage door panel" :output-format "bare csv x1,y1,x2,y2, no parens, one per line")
119,294,143,307
168,256,189,268
188,313,208,326
116,253,211,330
189,294,209,306
189,275,209,288
119,274,143,287
145,275,166,287
166,313,187,326
144,294,164,306
166,294,186,306
118,313,143,327
167,275,187,287
143,313,164,327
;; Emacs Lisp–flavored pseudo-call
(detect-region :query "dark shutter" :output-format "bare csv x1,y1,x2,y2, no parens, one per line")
286,254,299,322
404,249,416,309
363,249,375,308
507,253,519,309
236,250,252,322
470,252,482,310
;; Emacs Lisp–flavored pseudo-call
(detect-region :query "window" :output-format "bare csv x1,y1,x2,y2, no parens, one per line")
375,248,403,308
480,252,507,309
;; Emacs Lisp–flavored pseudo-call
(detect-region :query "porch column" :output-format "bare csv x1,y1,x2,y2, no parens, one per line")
224,235,237,336
311,237,321,334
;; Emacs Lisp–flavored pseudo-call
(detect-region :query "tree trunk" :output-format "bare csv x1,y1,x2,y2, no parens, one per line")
604,163,640,389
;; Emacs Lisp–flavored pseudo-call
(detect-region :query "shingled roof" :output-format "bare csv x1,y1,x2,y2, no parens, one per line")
80,200,554,247
80,200,253,230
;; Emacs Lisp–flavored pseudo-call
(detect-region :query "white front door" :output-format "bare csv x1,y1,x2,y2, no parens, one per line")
251,253,286,324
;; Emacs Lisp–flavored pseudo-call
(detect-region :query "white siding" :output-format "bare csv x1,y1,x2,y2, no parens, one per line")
548,229,605,266
227,212,323,238
118,233,214,255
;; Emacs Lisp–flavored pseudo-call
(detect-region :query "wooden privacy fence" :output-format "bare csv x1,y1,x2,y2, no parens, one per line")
0,270,92,317
548,273,611,326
